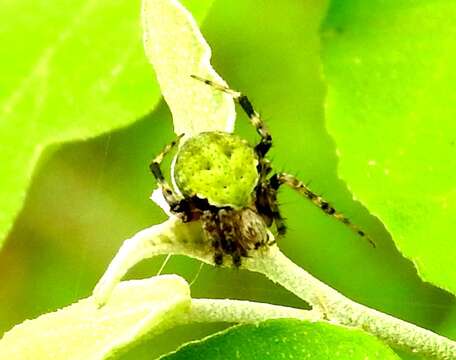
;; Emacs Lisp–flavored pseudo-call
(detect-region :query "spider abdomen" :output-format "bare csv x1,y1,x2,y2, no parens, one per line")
173,131,259,208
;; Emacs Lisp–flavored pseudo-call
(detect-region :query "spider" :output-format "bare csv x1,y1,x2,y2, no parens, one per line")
150,75,374,266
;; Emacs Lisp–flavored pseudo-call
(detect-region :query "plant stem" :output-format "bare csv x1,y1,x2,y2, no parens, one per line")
93,219,456,359
93,218,205,306
246,246,456,360
183,298,321,324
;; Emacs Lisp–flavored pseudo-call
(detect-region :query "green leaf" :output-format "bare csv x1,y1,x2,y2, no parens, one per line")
0,275,191,360
0,0,213,247
321,1,456,294
142,0,235,137
161,319,400,360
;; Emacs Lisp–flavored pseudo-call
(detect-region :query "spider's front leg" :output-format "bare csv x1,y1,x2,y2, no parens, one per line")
190,75,272,159
149,134,184,212
270,173,375,247
234,92,272,160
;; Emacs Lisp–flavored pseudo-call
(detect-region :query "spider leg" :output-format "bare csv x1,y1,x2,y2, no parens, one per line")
270,198,287,238
201,210,224,265
256,179,286,238
190,75,272,159
149,134,184,208
219,209,248,267
270,173,375,247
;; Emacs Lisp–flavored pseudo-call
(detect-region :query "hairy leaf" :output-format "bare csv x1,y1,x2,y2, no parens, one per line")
0,276,191,360
142,0,235,137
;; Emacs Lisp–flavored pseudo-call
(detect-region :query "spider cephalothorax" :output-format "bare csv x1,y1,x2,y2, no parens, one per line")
150,76,373,266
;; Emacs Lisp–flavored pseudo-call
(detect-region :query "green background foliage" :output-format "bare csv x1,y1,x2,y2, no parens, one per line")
0,0,157,244
0,0,454,359
162,319,401,360
322,0,456,296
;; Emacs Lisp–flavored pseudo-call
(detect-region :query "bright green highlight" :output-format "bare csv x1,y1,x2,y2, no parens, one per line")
174,132,258,208
0,0,214,247
162,318,400,360
322,0,456,295
0,275,191,360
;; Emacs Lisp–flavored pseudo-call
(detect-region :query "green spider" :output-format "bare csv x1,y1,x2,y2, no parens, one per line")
150,76,374,266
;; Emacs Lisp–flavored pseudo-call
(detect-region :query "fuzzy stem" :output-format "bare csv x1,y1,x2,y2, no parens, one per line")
93,217,205,306
93,219,456,359
246,246,456,360
179,298,321,325
142,297,321,356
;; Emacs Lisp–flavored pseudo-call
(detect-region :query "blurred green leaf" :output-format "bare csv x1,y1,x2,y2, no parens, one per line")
161,318,400,360
0,275,191,360
0,0,213,247
321,1,456,294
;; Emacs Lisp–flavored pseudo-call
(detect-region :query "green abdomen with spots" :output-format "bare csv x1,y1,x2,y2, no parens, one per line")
173,132,259,208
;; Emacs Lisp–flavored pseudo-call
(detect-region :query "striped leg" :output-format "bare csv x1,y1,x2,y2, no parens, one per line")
190,75,272,159
201,210,224,266
270,196,287,238
256,180,286,238
270,173,375,247
149,134,183,207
